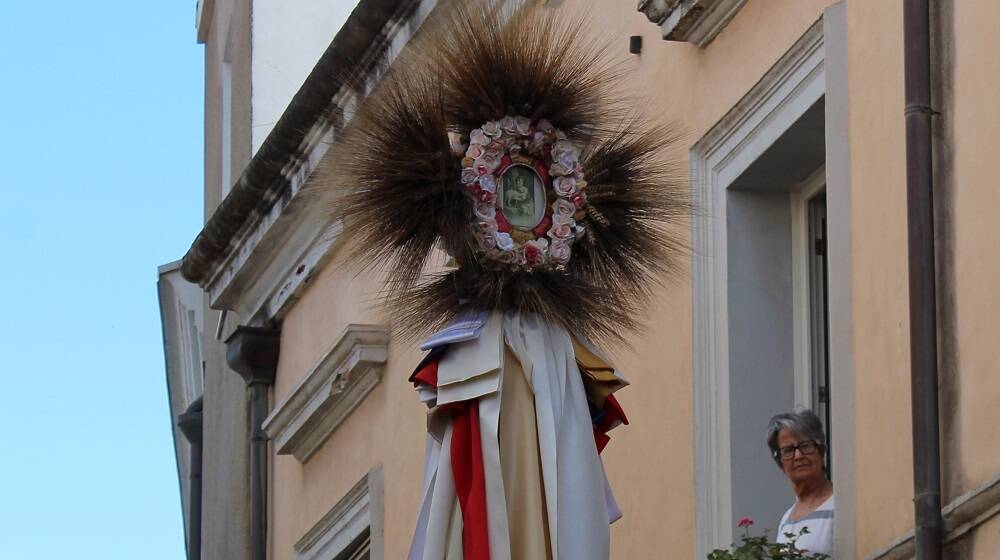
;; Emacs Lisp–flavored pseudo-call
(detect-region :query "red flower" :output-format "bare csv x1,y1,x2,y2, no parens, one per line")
478,190,496,204
524,243,542,265
570,191,586,209
737,517,754,528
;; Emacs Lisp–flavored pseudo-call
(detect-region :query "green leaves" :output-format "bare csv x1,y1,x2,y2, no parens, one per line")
707,526,829,560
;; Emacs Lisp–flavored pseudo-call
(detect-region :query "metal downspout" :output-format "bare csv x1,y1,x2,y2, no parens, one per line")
178,397,204,560
226,326,281,560
903,1,943,558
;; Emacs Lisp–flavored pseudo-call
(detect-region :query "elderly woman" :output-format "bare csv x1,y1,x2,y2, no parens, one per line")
767,409,834,556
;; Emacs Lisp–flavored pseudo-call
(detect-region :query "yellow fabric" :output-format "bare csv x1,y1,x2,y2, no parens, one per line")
499,348,553,560
571,337,627,408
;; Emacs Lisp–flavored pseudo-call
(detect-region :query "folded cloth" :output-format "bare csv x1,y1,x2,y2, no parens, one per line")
420,310,491,350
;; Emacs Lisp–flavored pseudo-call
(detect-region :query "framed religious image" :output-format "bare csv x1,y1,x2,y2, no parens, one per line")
499,164,546,230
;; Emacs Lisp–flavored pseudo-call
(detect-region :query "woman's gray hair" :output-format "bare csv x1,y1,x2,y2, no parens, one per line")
766,409,826,467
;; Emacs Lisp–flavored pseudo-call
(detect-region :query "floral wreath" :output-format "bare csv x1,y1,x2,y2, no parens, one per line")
461,115,588,270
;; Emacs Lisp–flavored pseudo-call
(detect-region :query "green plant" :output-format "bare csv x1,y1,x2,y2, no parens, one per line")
707,518,829,560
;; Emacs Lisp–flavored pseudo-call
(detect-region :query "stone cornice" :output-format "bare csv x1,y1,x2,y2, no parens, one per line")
638,0,747,47
181,0,434,287
194,0,438,324
262,325,391,463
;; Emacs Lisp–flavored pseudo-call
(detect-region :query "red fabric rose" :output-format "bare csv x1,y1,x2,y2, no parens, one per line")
524,243,542,265
570,191,586,209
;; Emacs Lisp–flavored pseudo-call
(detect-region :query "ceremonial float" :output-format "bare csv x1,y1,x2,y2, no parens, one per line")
316,3,687,559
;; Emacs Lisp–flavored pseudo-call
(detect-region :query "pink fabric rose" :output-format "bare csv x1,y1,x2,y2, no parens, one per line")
466,144,483,159
478,190,497,204
549,240,571,263
552,199,576,218
548,222,573,240
554,176,577,196
461,168,478,184
474,202,496,221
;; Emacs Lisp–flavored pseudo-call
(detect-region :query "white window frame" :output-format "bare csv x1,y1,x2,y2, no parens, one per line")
293,469,383,560
790,166,827,410
688,18,825,557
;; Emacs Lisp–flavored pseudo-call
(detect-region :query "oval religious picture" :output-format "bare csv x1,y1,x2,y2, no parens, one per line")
499,165,546,230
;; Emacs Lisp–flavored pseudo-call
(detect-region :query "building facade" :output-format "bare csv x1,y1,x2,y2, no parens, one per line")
159,1,1000,558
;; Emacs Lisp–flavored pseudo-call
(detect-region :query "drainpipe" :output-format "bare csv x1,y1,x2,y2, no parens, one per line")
177,397,204,560
226,326,281,560
903,1,942,559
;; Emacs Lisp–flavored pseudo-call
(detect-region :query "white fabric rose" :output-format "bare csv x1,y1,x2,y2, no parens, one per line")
552,140,574,157
495,231,515,251
501,116,516,134
515,116,532,136
536,119,554,133
530,131,547,153
556,150,577,170
470,129,488,146
479,175,497,193
552,213,575,226
482,120,502,138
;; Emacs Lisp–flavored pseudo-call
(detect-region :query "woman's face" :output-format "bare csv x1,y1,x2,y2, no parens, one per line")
777,428,825,485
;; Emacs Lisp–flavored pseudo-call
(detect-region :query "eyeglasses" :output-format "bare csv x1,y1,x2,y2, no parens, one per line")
775,440,820,460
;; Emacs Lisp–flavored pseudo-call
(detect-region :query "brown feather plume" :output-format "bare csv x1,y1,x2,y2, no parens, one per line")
314,1,688,344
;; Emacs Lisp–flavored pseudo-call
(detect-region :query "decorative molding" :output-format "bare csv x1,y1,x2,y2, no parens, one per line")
866,475,1000,560
294,469,385,560
262,325,390,463
638,0,748,47
200,0,439,324
688,19,824,558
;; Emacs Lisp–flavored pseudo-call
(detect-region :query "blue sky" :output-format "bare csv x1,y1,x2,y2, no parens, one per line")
0,2,202,558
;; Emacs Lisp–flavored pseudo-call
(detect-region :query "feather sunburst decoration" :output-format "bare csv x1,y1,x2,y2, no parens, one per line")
314,2,689,344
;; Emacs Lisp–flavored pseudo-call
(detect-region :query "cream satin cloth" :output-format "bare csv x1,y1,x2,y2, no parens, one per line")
408,312,624,560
